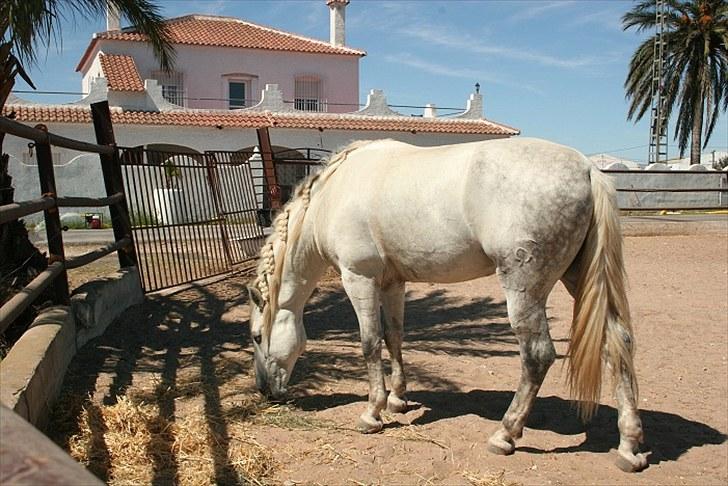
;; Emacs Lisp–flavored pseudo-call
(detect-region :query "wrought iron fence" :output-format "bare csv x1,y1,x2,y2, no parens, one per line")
118,146,329,292
119,147,265,292
249,148,329,226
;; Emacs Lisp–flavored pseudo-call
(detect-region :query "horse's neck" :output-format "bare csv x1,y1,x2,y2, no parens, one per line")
276,218,326,314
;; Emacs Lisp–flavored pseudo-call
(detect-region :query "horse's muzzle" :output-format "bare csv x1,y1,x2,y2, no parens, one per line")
256,373,286,400
257,384,287,401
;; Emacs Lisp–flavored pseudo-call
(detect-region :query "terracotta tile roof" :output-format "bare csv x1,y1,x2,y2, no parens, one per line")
2,105,519,136
99,54,145,91
91,14,364,58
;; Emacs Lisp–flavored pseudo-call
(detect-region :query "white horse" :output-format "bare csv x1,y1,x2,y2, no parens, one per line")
247,138,646,472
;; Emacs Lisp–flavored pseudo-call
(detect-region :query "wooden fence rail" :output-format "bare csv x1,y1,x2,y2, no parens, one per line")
0,197,55,224
0,263,65,333
0,101,137,335
0,117,114,155
0,194,125,225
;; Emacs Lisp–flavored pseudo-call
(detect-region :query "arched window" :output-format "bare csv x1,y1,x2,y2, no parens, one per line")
294,75,325,112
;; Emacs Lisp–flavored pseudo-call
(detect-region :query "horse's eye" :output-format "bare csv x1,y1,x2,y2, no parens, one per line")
253,334,262,345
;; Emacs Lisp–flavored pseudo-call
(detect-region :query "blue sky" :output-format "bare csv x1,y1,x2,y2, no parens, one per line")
14,0,728,163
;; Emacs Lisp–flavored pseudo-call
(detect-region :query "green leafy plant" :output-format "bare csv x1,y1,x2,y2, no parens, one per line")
162,160,182,189
130,210,158,227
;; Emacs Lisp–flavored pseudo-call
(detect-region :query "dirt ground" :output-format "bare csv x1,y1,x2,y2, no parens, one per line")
49,233,727,485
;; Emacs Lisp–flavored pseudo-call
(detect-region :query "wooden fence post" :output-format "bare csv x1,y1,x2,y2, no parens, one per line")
34,124,69,305
256,127,281,210
90,101,138,269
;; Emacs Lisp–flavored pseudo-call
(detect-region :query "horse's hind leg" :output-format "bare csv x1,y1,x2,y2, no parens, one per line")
561,273,646,472
382,281,407,413
488,287,555,455
341,268,387,433
612,334,647,472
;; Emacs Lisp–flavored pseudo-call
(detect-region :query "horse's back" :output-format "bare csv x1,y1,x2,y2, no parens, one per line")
461,138,593,254
315,138,593,283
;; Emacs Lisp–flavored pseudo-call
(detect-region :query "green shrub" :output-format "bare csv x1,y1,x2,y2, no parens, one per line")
130,210,158,227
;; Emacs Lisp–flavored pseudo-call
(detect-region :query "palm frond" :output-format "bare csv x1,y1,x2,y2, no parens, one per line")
622,0,659,32
625,38,659,121
623,0,728,158
0,0,174,71
702,47,727,145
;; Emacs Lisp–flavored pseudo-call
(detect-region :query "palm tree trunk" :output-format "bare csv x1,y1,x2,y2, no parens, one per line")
690,107,703,165
690,95,704,165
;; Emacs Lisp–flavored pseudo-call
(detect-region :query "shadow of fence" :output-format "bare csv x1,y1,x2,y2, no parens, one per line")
51,279,252,485
49,277,725,476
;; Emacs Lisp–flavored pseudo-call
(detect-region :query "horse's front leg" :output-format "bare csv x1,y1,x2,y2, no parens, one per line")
341,269,387,433
382,281,407,413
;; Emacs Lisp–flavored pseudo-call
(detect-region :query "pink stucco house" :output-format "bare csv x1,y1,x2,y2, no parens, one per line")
0,0,524,296
4,0,519,212
6,0,518,151
76,2,364,112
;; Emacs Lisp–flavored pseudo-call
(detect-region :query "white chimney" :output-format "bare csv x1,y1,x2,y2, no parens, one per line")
106,4,121,31
423,104,437,118
327,0,349,47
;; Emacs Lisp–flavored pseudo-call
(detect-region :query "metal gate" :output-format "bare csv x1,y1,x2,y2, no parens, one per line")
119,147,264,292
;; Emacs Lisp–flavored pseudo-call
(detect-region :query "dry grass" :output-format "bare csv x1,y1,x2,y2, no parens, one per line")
56,382,337,485
381,425,521,486
251,403,335,431
383,424,449,450
462,470,520,486
66,395,275,485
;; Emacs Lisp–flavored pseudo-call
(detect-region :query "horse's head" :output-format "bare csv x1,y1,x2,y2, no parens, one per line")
247,285,306,399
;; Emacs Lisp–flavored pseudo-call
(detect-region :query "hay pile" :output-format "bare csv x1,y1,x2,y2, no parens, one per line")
67,395,275,485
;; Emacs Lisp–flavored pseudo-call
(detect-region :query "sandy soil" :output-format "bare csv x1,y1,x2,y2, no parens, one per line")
50,234,727,485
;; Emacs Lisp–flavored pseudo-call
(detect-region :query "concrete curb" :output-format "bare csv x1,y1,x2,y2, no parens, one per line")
0,307,76,429
72,267,144,349
0,267,144,428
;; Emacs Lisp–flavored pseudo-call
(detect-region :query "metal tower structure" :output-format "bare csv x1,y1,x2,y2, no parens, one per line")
648,0,668,165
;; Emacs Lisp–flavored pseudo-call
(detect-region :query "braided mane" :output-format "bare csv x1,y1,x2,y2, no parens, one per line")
251,140,374,338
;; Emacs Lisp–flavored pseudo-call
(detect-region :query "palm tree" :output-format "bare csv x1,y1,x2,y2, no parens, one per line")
623,0,728,165
0,1,174,338
1,0,174,108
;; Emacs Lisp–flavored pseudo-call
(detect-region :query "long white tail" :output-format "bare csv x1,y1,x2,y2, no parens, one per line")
567,168,638,421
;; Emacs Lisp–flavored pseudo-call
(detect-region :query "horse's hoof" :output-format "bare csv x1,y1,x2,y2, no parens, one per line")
357,415,383,434
615,452,648,472
487,436,515,456
387,394,408,413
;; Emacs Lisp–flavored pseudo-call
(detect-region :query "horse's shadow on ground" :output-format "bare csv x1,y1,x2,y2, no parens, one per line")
295,389,726,467
304,286,523,354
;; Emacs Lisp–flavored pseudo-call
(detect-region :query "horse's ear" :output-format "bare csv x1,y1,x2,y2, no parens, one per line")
247,285,264,309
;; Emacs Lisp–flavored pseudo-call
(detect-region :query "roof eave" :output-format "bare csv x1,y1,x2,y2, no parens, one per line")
2,104,518,135
76,36,99,73
91,33,367,57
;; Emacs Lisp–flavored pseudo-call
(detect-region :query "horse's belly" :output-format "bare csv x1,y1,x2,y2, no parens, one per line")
384,243,496,284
